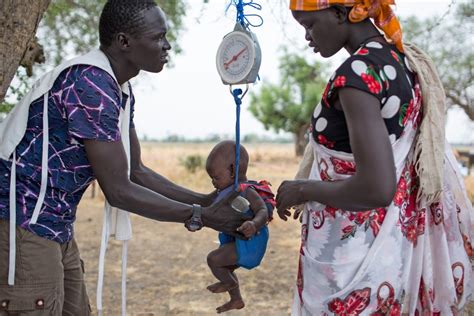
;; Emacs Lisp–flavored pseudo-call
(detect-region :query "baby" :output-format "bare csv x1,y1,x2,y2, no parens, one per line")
205,140,274,313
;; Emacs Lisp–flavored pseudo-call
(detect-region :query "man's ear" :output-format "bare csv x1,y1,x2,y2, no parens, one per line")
116,33,131,50
332,5,348,24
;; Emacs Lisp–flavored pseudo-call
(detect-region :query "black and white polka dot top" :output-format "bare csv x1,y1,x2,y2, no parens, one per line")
311,41,420,153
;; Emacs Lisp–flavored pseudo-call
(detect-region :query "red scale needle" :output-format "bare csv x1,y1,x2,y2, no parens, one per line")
224,47,248,70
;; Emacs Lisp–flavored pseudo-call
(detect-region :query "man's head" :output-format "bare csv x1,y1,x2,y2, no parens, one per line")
99,0,171,73
206,141,249,190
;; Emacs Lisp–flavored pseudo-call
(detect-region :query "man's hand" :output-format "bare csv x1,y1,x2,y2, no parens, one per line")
237,220,257,238
201,190,252,237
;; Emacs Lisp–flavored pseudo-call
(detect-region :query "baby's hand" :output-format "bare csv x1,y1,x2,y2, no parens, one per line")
237,220,257,238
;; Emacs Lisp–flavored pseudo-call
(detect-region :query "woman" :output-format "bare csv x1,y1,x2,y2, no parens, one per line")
276,0,473,314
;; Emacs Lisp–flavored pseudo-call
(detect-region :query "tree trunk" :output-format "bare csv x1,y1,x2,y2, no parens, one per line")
294,123,309,157
0,0,50,102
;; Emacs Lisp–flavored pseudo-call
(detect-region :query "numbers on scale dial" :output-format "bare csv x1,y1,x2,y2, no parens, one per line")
222,39,250,76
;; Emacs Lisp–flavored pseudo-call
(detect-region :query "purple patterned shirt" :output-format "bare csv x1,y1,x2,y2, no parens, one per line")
0,65,135,243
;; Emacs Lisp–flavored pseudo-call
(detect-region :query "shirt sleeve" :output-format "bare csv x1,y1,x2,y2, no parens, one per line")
323,50,387,107
63,66,122,142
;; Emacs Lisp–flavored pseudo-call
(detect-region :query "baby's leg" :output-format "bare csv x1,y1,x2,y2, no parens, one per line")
207,243,239,293
216,266,245,313
207,245,245,313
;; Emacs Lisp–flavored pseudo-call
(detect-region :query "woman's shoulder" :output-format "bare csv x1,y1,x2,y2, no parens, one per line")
336,41,411,78
324,41,414,102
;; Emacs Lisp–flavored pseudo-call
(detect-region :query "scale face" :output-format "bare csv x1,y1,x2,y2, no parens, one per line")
216,24,261,85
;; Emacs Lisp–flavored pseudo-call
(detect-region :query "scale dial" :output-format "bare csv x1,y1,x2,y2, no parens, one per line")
216,30,257,85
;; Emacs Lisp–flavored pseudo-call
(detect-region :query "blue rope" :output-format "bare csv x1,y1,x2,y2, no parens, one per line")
226,0,263,29
225,0,263,191
232,88,243,191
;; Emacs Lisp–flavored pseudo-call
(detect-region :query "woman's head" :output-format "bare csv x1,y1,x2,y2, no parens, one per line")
290,0,403,55
292,6,353,57
206,141,249,190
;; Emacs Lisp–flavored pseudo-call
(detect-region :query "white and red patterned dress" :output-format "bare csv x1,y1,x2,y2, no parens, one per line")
293,41,473,315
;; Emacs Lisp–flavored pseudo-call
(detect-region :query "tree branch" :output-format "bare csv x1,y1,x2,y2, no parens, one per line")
446,90,474,121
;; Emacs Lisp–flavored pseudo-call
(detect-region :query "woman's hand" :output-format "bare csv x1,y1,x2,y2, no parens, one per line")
237,220,257,238
292,204,305,222
276,180,308,221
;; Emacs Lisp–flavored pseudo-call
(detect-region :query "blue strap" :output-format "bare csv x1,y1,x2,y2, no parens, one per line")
226,0,263,29
232,88,243,191
225,0,263,191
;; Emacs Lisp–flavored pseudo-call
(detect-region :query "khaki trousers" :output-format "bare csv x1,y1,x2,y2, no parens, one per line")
0,220,91,315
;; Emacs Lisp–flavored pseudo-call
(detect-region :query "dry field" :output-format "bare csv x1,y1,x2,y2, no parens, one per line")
74,142,474,316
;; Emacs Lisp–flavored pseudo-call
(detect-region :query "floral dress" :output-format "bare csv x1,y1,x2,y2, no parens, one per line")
293,41,473,315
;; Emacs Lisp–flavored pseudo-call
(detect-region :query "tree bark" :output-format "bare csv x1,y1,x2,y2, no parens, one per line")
0,0,51,102
294,123,310,157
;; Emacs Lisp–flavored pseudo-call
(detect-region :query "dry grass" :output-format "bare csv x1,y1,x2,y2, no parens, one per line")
75,143,474,315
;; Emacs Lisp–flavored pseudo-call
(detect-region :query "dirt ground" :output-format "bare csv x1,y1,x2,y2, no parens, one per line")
73,143,474,315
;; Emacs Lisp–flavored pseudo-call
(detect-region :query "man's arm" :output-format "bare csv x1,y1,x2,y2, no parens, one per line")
85,136,247,234
84,138,193,222
129,128,214,206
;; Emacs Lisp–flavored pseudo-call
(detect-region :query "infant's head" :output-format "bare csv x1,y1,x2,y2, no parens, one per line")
206,140,249,190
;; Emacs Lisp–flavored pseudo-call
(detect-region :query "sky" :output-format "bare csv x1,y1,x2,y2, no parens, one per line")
126,0,473,143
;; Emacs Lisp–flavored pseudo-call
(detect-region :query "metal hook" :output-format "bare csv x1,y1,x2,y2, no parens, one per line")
229,83,249,100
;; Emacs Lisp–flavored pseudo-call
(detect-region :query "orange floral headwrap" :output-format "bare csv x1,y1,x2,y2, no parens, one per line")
289,0,404,52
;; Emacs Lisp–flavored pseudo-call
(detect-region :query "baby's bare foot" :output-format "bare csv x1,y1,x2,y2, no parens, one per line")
216,299,245,313
206,282,237,293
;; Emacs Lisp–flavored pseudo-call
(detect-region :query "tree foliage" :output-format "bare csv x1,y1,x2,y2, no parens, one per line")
249,51,328,155
402,1,473,120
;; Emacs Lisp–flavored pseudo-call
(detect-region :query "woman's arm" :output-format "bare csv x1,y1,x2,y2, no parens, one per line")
129,128,215,206
277,87,397,219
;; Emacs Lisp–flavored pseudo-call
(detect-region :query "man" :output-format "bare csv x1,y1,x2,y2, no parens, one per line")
0,1,245,315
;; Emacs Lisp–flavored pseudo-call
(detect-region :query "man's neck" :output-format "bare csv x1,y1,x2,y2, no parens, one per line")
100,46,139,85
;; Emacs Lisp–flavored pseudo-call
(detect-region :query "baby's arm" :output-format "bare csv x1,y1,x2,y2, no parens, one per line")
237,188,268,238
